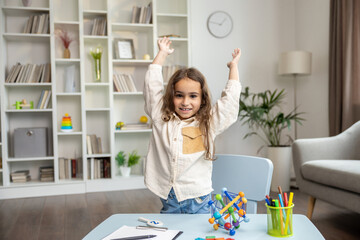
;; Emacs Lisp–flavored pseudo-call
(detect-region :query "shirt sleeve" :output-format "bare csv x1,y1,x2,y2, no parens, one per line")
143,64,164,122
211,79,241,136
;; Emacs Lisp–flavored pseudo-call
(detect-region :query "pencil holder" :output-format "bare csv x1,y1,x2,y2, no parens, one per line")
266,203,294,237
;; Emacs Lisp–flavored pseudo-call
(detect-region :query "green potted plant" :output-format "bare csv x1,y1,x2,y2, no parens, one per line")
238,87,305,191
115,150,141,177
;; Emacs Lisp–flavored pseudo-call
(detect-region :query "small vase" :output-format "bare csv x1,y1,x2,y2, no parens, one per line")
63,48,71,58
93,58,101,82
120,166,131,177
22,0,32,7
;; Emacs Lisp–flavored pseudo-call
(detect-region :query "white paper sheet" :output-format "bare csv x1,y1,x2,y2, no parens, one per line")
102,225,182,240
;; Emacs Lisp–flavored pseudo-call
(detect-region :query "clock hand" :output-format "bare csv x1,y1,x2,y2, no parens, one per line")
209,20,221,25
220,18,227,26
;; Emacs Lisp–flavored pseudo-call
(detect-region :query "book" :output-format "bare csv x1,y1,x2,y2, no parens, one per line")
97,137,102,154
40,90,49,109
11,170,31,183
43,90,52,109
36,90,45,109
86,135,92,155
90,134,98,154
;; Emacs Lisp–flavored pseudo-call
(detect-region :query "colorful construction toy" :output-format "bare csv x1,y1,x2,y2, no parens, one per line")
13,99,34,109
208,188,250,236
60,113,73,132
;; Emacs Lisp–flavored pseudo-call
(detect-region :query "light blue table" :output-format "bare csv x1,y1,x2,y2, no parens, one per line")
83,214,324,239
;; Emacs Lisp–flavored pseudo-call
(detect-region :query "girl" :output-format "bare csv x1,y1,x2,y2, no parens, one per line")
144,37,241,214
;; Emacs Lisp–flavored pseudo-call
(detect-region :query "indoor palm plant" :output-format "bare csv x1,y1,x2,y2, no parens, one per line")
238,87,305,191
238,87,304,149
115,150,141,177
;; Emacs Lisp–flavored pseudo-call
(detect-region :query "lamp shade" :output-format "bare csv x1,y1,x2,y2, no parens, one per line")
278,51,312,75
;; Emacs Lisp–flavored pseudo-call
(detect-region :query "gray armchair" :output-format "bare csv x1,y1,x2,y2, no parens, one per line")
292,121,360,219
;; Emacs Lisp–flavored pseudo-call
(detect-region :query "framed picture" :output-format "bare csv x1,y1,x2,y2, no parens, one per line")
114,38,135,59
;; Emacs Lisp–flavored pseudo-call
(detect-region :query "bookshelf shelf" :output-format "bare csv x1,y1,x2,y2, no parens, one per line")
56,92,81,96
57,131,82,136
83,10,107,15
0,0,190,199
112,59,152,66
3,33,50,40
7,156,55,162
5,109,52,113
1,7,50,13
5,83,52,87
115,129,152,134
112,23,154,32
83,35,108,40
55,58,81,63
156,13,188,17
54,20,80,25
113,92,143,96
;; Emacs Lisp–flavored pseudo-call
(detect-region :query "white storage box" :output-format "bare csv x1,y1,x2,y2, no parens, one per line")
14,127,48,158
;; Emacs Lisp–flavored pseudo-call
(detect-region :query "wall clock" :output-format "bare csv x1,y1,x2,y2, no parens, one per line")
207,11,233,38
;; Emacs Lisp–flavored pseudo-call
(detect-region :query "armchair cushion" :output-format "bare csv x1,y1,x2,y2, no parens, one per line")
302,160,360,194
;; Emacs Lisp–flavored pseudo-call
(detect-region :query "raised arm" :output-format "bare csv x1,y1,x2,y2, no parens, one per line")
152,37,174,66
211,48,242,136
227,48,241,81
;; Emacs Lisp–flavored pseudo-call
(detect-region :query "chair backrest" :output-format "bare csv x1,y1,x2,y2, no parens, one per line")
212,154,273,214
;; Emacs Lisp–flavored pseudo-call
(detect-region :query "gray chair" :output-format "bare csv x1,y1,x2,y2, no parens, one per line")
212,154,273,214
292,121,360,219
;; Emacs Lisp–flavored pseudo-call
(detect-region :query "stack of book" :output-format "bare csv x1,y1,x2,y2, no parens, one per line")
59,158,83,179
23,13,49,34
86,134,103,155
5,63,51,83
113,73,137,92
131,3,152,24
36,90,52,109
162,65,184,84
91,17,107,36
11,170,31,183
91,158,111,179
39,166,54,182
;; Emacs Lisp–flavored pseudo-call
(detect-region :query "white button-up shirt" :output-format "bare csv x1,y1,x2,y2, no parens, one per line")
143,64,241,202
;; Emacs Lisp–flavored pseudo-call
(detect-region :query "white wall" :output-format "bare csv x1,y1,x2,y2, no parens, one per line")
189,0,330,156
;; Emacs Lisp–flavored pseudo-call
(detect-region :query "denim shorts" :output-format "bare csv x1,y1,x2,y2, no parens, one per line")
160,188,210,214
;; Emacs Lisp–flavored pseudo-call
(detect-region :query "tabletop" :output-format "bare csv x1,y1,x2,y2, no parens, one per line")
82,213,324,240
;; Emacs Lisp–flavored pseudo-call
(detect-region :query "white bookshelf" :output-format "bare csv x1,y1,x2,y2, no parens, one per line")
0,0,190,199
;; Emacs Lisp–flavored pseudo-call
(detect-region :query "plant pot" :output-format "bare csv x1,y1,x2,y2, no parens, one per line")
63,48,71,58
267,146,292,192
119,166,131,177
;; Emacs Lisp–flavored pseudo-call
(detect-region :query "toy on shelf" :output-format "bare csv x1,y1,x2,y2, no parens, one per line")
60,113,73,132
208,188,250,236
13,99,34,109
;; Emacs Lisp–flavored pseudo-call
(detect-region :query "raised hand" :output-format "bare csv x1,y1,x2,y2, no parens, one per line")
158,37,174,55
227,48,241,68
152,37,174,65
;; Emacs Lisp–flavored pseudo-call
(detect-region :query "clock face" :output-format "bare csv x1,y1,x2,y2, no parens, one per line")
207,11,233,38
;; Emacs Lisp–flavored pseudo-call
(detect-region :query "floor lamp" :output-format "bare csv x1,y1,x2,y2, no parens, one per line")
278,51,312,139
278,51,312,188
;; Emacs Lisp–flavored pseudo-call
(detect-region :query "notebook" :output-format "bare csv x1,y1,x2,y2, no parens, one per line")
102,225,183,240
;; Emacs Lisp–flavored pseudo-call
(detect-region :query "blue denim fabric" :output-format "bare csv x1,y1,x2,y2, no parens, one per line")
160,188,210,214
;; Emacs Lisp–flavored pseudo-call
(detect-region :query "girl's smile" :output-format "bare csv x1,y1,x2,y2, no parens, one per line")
173,78,202,120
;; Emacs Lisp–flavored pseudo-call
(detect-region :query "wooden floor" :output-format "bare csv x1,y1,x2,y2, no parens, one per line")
0,188,359,240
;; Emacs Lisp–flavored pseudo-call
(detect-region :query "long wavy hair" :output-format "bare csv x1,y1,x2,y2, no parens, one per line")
161,68,214,160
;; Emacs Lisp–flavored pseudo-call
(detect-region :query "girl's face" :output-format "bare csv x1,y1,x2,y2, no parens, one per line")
173,78,202,120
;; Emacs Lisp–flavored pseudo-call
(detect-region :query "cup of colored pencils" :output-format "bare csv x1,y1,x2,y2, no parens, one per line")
265,188,294,237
